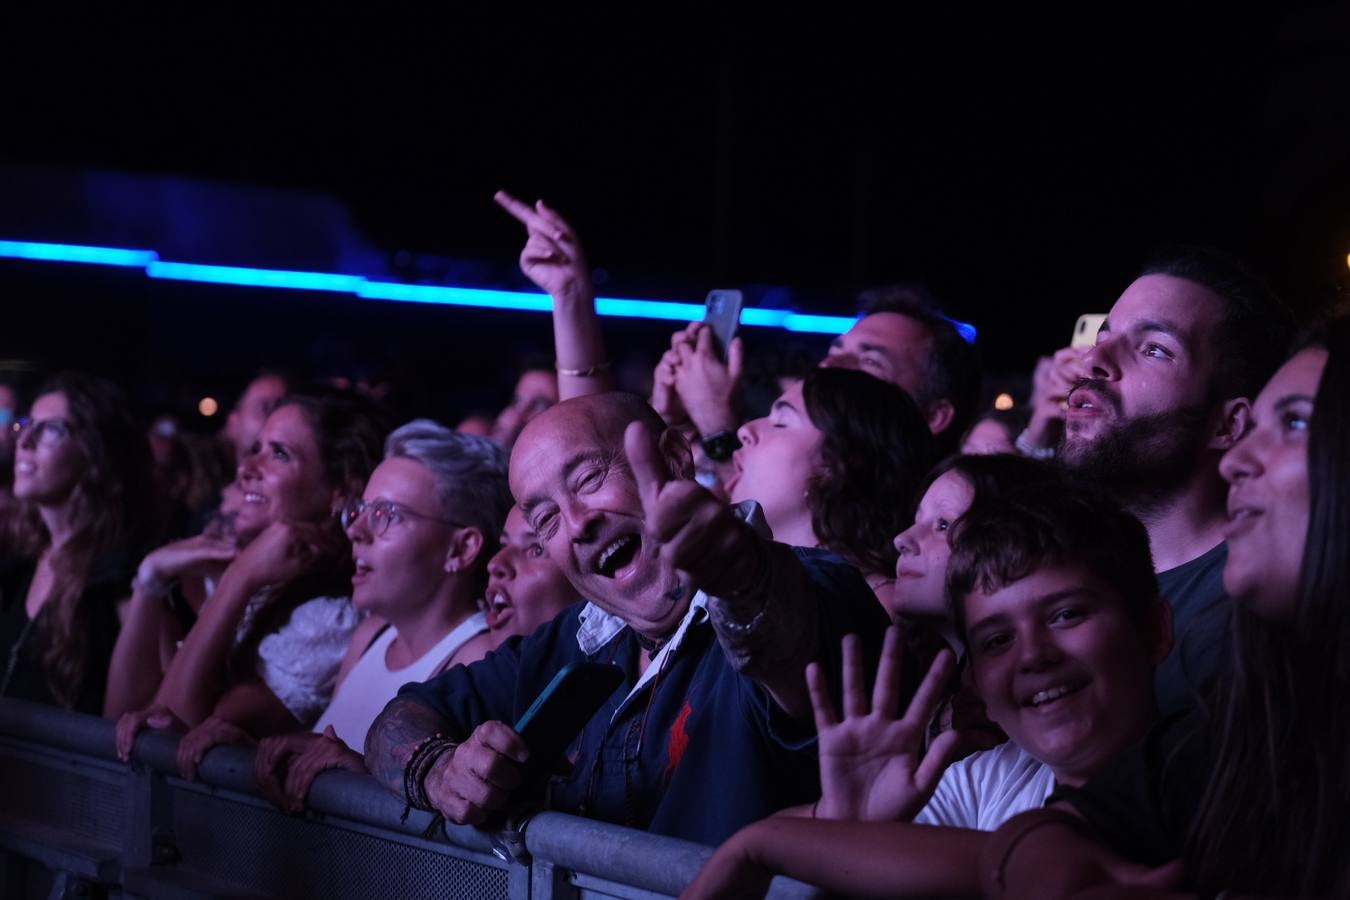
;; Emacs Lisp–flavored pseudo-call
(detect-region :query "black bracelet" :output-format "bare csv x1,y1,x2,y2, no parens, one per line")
401,734,458,819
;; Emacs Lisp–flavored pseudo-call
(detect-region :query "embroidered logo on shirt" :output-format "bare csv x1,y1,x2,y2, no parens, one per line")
665,701,693,777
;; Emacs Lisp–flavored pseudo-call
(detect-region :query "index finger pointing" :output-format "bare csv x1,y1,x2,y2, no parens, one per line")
623,419,671,513
493,190,547,230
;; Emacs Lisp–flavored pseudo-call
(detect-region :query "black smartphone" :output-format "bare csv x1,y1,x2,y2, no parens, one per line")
514,662,625,781
703,289,744,361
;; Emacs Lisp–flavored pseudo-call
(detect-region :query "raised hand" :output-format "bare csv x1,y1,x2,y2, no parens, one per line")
672,322,744,437
810,627,960,822
623,419,759,598
423,720,529,826
1024,346,1089,449
494,191,592,303
255,726,365,812
176,715,256,781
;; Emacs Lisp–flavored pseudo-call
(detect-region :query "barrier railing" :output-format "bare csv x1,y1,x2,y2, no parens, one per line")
0,699,822,899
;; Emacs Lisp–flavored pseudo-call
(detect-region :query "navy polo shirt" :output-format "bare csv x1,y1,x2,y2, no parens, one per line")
398,545,890,846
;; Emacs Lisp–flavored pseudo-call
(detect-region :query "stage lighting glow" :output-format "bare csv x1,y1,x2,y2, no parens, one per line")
0,238,949,338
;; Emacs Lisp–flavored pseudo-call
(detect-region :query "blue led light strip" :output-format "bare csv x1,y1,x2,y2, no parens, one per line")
0,238,976,340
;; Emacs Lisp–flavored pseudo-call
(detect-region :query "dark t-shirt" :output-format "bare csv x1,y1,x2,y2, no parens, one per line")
0,552,130,713
1155,542,1230,716
1048,710,1207,867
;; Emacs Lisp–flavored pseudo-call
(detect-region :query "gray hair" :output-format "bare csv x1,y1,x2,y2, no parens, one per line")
384,420,513,579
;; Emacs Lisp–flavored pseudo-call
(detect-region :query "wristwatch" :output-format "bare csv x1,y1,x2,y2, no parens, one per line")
699,430,742,462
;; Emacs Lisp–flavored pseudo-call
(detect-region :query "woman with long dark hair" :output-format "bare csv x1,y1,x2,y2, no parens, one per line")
724,367,936,605
1,372,149,712
982,316,1350,899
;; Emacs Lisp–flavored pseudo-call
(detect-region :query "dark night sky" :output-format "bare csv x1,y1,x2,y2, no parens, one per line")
2,10,1348,418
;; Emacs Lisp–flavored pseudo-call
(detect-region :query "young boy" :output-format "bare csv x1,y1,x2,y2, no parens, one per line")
681,485,1173,899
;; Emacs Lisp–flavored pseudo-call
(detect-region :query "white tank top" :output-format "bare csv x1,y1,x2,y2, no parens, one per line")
312,612,487,749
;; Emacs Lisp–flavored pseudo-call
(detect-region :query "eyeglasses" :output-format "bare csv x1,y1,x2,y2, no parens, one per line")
15,417,72,447
340,497,463,537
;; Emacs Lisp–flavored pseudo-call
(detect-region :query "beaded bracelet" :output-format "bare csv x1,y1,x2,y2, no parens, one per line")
400,734,458,821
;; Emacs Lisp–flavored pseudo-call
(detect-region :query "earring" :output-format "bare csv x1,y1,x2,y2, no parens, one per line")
448,562,460,573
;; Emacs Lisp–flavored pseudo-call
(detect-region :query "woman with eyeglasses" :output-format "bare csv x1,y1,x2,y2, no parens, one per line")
112,389,385,763
1,372,150,712
251,420,511,811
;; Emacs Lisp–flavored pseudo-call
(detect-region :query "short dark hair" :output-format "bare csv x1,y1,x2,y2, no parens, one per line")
945,484,1158,637
802,367,936,575
1138,247,1295,402
856,284,982,450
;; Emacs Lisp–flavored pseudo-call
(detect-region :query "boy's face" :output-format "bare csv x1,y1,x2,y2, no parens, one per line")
962,561,1170,786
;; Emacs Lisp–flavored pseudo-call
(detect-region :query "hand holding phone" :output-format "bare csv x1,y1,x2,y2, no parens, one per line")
514,662,625,784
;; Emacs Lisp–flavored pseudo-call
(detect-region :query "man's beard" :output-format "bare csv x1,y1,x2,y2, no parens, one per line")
1059,382,1216,514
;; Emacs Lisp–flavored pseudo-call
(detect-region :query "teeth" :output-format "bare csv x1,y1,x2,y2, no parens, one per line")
243,492,265,504
492,592,508,610
597,537,632,572
1030,684,1080,706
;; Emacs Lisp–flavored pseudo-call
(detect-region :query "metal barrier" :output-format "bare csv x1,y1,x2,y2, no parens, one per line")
0,699,822,899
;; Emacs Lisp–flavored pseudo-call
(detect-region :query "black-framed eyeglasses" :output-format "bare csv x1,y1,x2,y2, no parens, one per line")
15,417,72,447
340,497,463,537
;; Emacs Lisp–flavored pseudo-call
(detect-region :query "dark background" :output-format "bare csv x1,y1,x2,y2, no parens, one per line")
3,10,1348,425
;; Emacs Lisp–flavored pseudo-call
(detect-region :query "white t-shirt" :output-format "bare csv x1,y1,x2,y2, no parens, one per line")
913,741,1055,831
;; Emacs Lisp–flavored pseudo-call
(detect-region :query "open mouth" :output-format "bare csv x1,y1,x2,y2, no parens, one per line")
14,460,35,475
243,491,267,505
1025,679,1089,708
595,534,641,579
352,559,373,583
485,590,513,628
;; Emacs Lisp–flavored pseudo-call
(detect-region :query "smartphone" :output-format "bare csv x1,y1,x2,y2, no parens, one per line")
514,662,625,782
703,289,744,360
1071,314,1107,348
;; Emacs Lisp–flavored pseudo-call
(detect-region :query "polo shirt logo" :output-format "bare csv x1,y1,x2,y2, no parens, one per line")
664,700,693,777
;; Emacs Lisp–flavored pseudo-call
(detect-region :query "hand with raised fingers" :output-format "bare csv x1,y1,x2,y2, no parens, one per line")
624,419,758,599
1025,346,1089,450
227,520,335,596
810,627,960,822
494,191,593,304
672,323,744,438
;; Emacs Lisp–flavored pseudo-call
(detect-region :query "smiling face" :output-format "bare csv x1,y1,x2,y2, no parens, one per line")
726,380,824,547
346,457,460,617
1060,275,1226,491
963,562,1166,786
13,391,87,504
234,403,335,541
890,469,974,621
484,505,576,638
1218,347,1325,622
509,396,689,639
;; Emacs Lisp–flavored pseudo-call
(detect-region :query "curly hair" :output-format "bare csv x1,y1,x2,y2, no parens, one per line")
801,367,936,576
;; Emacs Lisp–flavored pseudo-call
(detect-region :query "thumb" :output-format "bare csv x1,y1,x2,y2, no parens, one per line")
624,420,670,514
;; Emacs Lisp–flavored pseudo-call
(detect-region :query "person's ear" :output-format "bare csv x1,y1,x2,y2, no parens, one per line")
925,399,956,437
1209,397,1252,451
658,426,696,482
444,527,486,575
1146,596,1175,666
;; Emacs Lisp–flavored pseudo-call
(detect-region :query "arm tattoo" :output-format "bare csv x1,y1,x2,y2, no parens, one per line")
363,697,456,797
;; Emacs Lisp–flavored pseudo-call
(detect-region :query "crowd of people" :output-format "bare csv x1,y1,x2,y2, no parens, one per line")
2,190,1347,898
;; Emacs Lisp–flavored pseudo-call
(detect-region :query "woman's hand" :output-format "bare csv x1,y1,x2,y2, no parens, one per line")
176,715,256,781
255,726,365,812
116,703,187,762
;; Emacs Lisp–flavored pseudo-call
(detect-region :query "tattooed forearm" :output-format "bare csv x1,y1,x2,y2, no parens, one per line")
363,697,457,797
